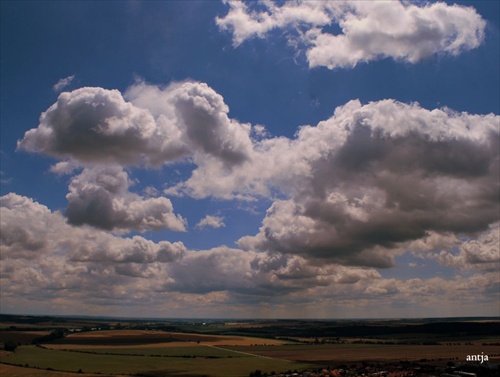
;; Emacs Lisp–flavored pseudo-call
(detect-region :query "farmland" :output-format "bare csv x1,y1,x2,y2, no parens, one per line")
0,363,118,377
1,315,499,376
223,342,500,363
1,329,314,376
47,329,287,347
0,331,50,345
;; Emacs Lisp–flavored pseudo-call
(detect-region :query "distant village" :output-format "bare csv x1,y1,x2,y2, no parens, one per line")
258,361,499,377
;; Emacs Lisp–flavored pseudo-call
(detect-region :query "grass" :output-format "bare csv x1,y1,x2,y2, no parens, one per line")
0,363,117,377
2,345,315,376
56,330,288,346
48,345,245,358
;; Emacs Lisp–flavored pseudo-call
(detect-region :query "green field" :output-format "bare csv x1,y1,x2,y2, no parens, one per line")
59,345,243,358
2,345,315,376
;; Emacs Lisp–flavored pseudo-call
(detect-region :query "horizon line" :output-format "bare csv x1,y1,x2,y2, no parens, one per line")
1,313,499,322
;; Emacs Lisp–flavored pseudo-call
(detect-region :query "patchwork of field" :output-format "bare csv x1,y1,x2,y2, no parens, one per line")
2,329,499,376
1,330,313,376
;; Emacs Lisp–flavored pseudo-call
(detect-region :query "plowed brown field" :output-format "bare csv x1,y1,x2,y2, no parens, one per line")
225,343,500,363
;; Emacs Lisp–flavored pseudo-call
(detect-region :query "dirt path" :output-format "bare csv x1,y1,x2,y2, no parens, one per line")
202,343,291,362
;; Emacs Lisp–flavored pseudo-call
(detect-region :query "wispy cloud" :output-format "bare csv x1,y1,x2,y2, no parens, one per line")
53,75,75,92
0,171,12,185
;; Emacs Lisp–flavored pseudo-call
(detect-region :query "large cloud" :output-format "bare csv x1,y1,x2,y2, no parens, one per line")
14,81,500,269
216,0,486,69
65,166,186,232
17,87,161,165
238,100,499,266
17,81,256,228
18,82,254,168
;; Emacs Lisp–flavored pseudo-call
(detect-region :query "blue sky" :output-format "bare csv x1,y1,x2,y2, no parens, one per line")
1,0,499,318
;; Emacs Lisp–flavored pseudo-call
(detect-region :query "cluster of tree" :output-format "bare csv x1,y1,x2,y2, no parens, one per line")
3,340,17,352
351,340,439,345
0,314,63,325
249,370,302,377
32,328,67,344
249,370,276,377
0,327,71,350
219,321,500,339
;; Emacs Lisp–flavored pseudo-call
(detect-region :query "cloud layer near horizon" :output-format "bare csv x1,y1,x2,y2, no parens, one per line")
1,191,498,317
0,192,382,310
216,0,486,69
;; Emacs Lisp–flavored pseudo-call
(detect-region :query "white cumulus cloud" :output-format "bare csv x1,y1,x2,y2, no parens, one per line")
65,166,187,232
19,82,254,169
0,192,187,263
217,0,486,69
196,215,226,229
18,87,161,166
15,81,500,269
237,100,499,266
434,224,500,270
